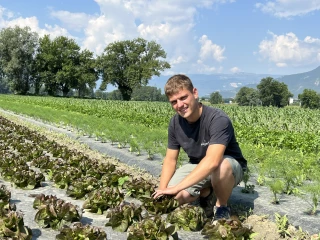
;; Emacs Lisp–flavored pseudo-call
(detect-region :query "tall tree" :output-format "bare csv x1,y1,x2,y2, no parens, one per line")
235,87,260,106
257,77,293,107
76,49,98,97
35,35,95,96
298,89,320,109
0,26,38,94
0,74,10,93
209,91,223,104
97,38,170,101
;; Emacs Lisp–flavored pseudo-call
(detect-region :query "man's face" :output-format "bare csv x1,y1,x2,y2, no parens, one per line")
168,87,199,122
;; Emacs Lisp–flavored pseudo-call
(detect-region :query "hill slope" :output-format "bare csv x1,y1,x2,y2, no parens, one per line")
276,66,320,97
149,66,320,98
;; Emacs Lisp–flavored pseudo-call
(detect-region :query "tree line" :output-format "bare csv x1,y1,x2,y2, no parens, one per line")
1,26,319,108
0,26,170,100
209,77,320,109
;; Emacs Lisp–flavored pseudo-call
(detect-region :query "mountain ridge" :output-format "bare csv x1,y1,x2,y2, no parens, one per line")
149,66,320,98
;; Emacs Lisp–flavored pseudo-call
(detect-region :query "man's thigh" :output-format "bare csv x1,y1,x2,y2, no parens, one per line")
225,156,244,187
168,163,211,197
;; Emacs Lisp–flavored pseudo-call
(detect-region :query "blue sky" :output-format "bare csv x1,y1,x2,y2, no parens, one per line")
0,0,320,76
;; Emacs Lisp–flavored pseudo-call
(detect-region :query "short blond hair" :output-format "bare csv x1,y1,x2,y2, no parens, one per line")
164,74,194,97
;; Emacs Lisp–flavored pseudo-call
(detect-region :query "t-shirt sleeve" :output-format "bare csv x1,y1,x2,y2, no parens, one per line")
167,117,180,150
209,116,233,146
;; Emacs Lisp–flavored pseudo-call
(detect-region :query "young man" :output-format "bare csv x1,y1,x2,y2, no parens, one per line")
152,74,247,220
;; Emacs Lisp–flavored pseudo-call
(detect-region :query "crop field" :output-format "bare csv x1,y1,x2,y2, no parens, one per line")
0,94,320,239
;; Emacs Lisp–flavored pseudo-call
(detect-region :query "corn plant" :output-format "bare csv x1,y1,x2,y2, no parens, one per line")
274,213,291,237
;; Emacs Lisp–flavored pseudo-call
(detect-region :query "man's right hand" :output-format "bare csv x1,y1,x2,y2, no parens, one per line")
152,185,179,199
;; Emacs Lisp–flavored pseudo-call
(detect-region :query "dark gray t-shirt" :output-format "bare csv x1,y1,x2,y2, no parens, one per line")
168,104,247,168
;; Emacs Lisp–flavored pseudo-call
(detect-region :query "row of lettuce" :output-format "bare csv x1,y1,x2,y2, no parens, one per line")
0,115,257,239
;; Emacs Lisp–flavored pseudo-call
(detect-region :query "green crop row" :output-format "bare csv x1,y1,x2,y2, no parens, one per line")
0,95,319,155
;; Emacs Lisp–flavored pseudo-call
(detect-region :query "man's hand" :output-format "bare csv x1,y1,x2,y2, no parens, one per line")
152,185,179,199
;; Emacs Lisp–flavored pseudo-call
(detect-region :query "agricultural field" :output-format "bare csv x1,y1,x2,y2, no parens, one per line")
0,94,320,239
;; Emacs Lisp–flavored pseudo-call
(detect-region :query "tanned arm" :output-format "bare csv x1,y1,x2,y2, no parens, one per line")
153,144,225,197
158,148,179,190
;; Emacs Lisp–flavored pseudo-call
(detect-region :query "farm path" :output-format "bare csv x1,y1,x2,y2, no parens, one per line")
1,109,319,239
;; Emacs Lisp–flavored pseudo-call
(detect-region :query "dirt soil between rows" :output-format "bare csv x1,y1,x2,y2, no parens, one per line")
1,109,319,240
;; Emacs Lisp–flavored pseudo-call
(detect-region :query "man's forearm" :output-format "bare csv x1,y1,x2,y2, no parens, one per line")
159,158,176,189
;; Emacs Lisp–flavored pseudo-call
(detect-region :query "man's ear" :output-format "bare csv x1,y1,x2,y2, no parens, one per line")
193,88,199,98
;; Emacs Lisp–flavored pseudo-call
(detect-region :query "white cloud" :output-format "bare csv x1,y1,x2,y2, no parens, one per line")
198,35,226,62
304,36,320,44
230,67,241,73
0,6,70,39
82,14,134,54
87,0,231,72
0,6,14,19
0,0,235,73
258,31,320,68
50,10,92,32
276,62,287,67
256,0,320,18
170,56,187,65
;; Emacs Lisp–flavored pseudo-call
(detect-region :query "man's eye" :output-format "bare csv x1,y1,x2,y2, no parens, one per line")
181,96,187,100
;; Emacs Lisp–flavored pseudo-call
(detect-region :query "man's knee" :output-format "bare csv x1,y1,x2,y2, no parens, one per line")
212,158,234,179
211,157,243,187
175,189,197,205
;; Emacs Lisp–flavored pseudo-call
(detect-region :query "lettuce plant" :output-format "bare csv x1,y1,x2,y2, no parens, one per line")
26,148,43,161
0,185,16,217
33,194,59,209
105,203,143,232
143,195,179,215
127,215,178,240
82,186,124,214
0,211,32,240
1,164,29,181
83,162,116,179
51,166,82,189
56,222,107,240
33,195,82,230
0,202,17,217
0,185,11,207
201,217,255,239
30,155,52,171
123,177,156,200
12,169,45,189
166,205,205,231
100,169,129,188
66,176,100,199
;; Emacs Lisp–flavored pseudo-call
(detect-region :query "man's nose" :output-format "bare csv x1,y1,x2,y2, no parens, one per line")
177,99,184,108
